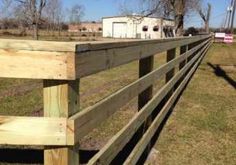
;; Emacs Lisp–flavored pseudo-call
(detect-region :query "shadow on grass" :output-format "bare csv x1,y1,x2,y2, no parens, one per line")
0,60,209,164
207,63,236,89
111,63,200,164
0,149,98,164
136,78,192,164
136,57,206,164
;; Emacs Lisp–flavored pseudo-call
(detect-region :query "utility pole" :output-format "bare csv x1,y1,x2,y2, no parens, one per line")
224,9,229,29
230,0,236,33
228,0,234,31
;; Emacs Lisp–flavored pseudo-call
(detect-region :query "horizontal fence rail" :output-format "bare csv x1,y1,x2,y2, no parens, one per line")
0,35,209,80
69,38,211,143
0,34,212,165
87,41,211,165
0,116,70,146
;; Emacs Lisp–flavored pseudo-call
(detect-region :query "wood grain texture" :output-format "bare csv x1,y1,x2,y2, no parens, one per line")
76,35,209,52
0,35,212,165
75,35,211,78
138,56,154,109
0,36,210,80
0,39,77,52
137,55,154,158
0,116,67,146
124,42,212,165
43,80,79,117
87,42,211,165
69,38,211,143
44,80,80,165
0,49,75,80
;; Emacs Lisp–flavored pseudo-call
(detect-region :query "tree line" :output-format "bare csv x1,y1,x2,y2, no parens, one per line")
0,0,212,39
0,0,84,39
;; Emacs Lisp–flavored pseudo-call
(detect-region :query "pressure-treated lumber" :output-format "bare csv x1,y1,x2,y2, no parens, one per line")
0,116,68,146
124,43,212,165
138,56,154,109
0,35,213,165
0,39,78,52
69,38,210,143
87,42,211,165
179,45,188,69
137,55,154,157
75,35,211,78
165,48,176,107
187,40,199,62
75,35,209,52
166,48,176,82
0,36,205,52
44,80,80,165
0,36,210,80
0,49,75,80
0,37,197,52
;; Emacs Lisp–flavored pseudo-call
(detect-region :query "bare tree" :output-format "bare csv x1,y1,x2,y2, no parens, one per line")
44,0,64,34
197,3,211,33
0,0,12,18
0,0,13,29
14,0,46,40
119,3,134,16
118,0,145,16
141,0,201,36
68,4,84,25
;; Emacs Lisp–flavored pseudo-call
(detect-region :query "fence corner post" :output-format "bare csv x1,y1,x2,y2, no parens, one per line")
43,80,80,165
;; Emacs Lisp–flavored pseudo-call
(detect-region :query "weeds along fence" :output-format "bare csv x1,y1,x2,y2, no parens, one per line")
0,35,212,165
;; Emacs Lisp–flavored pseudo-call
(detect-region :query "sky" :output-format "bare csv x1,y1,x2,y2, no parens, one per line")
63,0,233,28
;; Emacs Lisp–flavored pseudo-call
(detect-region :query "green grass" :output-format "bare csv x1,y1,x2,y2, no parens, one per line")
155,43,236,165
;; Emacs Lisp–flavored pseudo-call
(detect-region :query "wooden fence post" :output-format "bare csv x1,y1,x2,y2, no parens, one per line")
188,41,199,62
138,56,154,109
138,55,154,154
166,48,176,83
166,48,176,100
179,45,188,70
43,80,80,165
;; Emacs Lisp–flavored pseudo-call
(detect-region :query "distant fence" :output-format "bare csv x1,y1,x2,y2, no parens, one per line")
0,34,212,165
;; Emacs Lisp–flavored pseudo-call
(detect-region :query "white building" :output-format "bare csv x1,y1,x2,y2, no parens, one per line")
102,15,175,39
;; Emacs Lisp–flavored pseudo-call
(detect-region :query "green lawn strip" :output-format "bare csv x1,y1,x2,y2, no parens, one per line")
155,43,236,165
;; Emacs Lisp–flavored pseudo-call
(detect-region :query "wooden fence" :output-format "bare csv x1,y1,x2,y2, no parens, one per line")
0,34,212,165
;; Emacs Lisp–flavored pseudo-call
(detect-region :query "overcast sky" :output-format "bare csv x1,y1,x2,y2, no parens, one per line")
63,0,233,28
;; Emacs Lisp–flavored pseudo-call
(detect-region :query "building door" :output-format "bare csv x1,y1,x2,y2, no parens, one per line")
112,22,127,38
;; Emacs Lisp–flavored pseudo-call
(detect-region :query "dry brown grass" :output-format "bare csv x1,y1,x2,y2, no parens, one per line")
0,29,102,41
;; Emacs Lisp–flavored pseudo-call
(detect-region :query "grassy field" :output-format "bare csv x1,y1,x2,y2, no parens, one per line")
0,42,235,165
154,43,236,165
0,29,102,41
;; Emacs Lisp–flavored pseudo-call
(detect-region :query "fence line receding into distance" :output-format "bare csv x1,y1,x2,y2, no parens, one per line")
0,34,212,165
